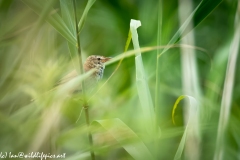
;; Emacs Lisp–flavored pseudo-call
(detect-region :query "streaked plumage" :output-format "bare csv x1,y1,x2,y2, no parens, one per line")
56,55,111,94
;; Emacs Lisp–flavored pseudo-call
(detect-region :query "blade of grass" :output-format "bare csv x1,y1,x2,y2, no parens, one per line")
78,0,96,34
158,0,223,57
55,69,94,98
28,101,61,152
178,0,201,159
0,1,54,89
22,0,76,45
193,0,223,29
87,29,132,102
93,118,154,160
214,2,240,159
124,29,132,52
72,0,95,159
205,42,229,119
105,44,209,67
159,1,202,56
155,0,163,121
172,95,185,125
1,0,59,92
60,0,75,34
172,95,200,160
130,19,156,135
60,0,79,71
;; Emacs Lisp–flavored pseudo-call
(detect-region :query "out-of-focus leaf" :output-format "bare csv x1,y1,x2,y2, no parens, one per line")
105,45,208,67
64,152,90,160
130,19,156,135
22,0,76,45
124,29,132,52
93,118,154,160
60,0,75,34
159,2,202,56
78,0,96,33
55,69,94,98
88,29,132,101
159,0,223,56
194,0,223,28
171,95,199,160
214,4,240,159
60,0,78,70
172,95,185,125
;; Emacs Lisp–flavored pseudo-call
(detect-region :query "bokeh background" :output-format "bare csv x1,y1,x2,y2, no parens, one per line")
0,0,239,160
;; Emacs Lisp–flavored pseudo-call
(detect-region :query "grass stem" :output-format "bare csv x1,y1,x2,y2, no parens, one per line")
73,0,95,159
155,0,162,109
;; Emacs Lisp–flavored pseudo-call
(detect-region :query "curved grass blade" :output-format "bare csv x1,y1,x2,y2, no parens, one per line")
172,95,185,125
105,45,209,67
22,0,76,45
171,95,199,160
178,1,201,159
93,118,154,160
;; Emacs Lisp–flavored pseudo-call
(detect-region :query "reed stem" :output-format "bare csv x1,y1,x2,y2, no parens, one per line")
73,0,95,159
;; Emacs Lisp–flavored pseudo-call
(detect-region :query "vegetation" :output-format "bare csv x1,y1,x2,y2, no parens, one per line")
0,0,239,160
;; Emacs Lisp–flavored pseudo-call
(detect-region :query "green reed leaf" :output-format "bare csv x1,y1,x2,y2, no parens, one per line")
78,0,96,34
93,118,154,160
60,0,79,70
22,0,76,45
130,19,156,135
159,0,223,57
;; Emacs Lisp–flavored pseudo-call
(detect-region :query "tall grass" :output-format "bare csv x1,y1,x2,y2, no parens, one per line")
0,0,239,160
214,1,240,159
178,0,201,159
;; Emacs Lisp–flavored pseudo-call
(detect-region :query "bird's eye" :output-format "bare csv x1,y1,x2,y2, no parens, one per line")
97,58,101,61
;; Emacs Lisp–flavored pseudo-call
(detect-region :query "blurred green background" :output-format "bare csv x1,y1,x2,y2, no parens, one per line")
0,0,239,160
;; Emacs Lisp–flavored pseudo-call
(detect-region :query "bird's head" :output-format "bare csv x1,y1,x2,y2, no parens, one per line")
84,55,111,72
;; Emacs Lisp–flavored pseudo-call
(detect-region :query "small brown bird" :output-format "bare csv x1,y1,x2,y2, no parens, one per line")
84,55,112,81
56,55,111,94
31,55,111,102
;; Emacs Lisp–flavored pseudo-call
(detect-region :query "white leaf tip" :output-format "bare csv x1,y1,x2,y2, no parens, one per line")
130,19,141,29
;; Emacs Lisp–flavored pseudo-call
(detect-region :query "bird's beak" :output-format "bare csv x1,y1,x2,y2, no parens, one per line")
103,57,112,63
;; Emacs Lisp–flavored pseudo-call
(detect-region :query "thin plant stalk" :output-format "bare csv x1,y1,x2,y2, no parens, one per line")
155,0,163,109
73,0,84,86
154,1,163,157
73,0,95,159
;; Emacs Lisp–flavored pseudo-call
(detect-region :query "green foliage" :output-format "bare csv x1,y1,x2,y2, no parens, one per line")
77,0,96,33
1,0,240,160
22,0,76,45
93,118,153,160
171,95,199,160
60,0,78,68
